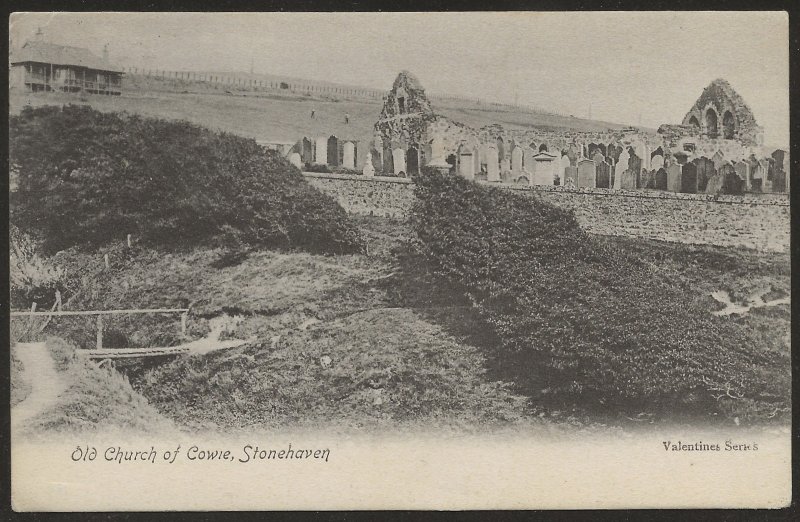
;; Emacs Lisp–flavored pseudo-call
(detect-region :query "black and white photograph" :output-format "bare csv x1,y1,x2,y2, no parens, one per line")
8,11,791,511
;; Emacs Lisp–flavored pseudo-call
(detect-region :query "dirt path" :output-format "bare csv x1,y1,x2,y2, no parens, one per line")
11,342,68,433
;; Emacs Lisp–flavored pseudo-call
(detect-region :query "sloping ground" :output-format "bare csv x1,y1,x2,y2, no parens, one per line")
11,337,175,437
23,216,789,432
9,89,632,147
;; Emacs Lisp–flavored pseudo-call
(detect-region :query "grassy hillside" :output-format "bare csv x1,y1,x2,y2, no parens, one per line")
29,216,789,432
9,87,638,149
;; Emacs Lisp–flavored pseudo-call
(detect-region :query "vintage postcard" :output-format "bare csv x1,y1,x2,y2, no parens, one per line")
8,11,791,511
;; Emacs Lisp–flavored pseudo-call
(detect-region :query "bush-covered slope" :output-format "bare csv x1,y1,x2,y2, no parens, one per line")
410,170,789,419
10,104,362,254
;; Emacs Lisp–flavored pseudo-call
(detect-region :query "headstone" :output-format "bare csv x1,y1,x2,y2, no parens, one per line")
362,152,375,176
289,152,302,169
511,146,524,173
651,154,664,171
577,159,596,188
620,169,637,190
614,149,630,189
342,142,355,169
314,136,328,165
459,148,475,180
596,160,611,188
530,152,557,185
681,162,698,193
640,169,656,189
302,137,313,164
564,166,578,186
655,168,668,190
500,158,511,175
393,147,406,175
705,173,724,194
734,162,749,191
666,164,682,192
486,146,500,182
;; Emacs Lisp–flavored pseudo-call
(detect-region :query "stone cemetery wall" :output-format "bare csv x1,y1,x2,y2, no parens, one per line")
303,172,414,218
303,172,789,252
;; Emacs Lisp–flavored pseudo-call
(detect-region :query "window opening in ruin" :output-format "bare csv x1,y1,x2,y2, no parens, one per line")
397,97,405,114
722,111,735,139
705,108,719,138
688,116,700,129
683,143,696,153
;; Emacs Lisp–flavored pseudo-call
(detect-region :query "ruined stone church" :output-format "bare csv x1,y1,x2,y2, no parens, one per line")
362,72,786,194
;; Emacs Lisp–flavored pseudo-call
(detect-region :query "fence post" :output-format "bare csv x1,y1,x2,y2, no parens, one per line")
28,301,37,332
96,315,103,350
104,253,110,269
180,312,187,338
127,234,132,248
55,290,62,311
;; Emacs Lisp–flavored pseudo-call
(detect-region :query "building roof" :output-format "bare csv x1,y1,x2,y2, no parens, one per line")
10,41,123,73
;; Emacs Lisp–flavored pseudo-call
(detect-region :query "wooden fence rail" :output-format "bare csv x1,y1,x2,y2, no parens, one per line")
11,308,189,351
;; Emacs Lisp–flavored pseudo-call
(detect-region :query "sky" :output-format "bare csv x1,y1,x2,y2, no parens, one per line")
9,12,790,146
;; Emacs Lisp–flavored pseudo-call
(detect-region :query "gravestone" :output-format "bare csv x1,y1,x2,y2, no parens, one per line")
383,146,393,174
302,137,313,164
577,159,596,188
363,152,375,176
734,162,749,191
530,152,557,185
651,154,664,171
393,147,406,176
564,166,578,186
511,146,524,173
681,162,698,193
620,169,637,190
694,157,716,192
721,163,744,194
342,141,356,169
289,152,302,169
596,160,611,188
666,164,682,192
614,149,630,189
486,146,500,182
705,173,724,194
640,169,656,189
459,147,475,180
314,136,328,165
655,168,668,190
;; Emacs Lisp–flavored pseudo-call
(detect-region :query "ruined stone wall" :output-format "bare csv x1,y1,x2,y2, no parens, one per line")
303,173,789,252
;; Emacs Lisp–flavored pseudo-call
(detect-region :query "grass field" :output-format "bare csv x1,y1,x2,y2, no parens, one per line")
9,86,636,149
19,216,788,434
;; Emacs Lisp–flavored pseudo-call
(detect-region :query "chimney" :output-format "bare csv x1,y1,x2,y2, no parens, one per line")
102,43,109,62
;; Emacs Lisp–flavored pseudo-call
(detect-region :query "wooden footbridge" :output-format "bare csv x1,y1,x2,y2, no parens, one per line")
11,307,191,360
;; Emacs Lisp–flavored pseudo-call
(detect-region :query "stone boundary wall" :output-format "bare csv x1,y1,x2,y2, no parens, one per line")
303,172,789,252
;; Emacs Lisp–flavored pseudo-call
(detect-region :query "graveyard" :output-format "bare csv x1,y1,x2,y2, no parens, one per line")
10,69,790,436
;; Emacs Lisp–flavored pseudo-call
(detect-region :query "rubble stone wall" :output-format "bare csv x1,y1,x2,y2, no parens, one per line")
303,172,789,252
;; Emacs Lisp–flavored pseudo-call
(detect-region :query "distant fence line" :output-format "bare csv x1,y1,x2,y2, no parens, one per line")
121,67,570,117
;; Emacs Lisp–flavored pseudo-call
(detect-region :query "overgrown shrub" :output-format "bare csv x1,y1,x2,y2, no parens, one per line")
410,169,787,418
10,223,67,308
10,105,363,255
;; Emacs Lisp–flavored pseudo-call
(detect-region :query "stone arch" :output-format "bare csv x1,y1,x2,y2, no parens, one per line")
722,110,735,139
406,145,420,175
688,115,700,129
651,146,665,159
327,135,339,166
496,138,506,162
539,143,549,152
705,107,719,138
515,175,529,184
